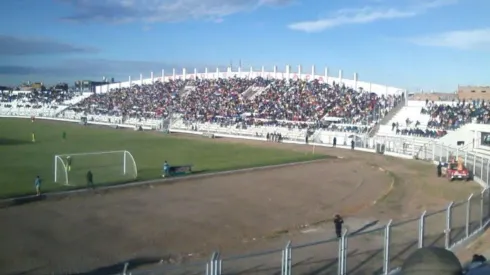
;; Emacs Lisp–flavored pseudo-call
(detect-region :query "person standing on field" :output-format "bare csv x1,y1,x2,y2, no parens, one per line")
34,176,41,196
86,170,94,189
162,161,170,177
67,156,72,172
31,132,36,143
62,131,66,141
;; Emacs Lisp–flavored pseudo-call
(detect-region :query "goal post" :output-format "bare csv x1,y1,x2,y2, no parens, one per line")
54,150,138,186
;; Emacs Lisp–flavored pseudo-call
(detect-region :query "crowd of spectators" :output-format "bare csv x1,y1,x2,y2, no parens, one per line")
422,99,490,130
395,127,447,138
67,77,404,129
390,119,448,138
1,90,75,105
384,99,490,139
1,88,77,113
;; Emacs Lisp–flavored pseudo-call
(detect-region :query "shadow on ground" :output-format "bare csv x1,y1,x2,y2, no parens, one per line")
0,194,46,208
0,138,30,146
67,257,162,275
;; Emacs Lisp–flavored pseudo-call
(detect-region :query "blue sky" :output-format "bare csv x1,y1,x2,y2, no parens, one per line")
0,0,488,92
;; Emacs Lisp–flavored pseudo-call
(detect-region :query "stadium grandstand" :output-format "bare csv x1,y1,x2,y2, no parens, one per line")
2,66,490,156
3,66,490,154
2,66,490,274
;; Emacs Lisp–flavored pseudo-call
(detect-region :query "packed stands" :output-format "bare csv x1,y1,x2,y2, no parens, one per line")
1,75,405,141
61,77,404,139
423,100,490,129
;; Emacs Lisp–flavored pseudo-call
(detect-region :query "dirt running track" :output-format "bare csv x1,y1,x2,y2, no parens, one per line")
0,135,482,275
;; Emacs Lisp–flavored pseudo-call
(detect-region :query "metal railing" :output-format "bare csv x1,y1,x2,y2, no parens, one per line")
122,137,490,275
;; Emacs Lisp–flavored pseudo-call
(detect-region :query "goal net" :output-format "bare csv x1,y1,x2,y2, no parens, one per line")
54,150,138,186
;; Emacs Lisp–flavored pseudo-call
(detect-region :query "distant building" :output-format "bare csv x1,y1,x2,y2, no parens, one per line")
458,85,490,100
409,92,457,101
75,79,115,92
52,83,69,91
75,80,107,92
16,81,44,91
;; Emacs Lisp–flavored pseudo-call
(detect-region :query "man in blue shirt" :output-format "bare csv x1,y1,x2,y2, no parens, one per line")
34,176,41,196
162,161,169,178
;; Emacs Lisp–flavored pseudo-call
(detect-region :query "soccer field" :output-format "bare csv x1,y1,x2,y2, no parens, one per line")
0,118,326,198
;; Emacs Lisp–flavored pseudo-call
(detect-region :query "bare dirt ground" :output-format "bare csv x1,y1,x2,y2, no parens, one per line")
0,134,483,275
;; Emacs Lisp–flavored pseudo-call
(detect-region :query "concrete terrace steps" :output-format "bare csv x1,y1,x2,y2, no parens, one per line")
247,85,269,100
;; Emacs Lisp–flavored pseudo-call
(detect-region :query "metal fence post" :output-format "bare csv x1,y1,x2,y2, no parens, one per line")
466,194,473,238
383,220,393,274
464,150,468,166
439,144,443,161
281,241,292,275
342,229,348,275
487,160,490,185
432,142,435,161
212,252,217,275
218,256,222,275
337,233,342,275
487,188,490,224
481,190,485,228
445,202,454,249
206,252,220,275
473,155,477,175
446,147,449,161
418,211,427,248
481,156,484,179
338,229,348,275
411,139,415,157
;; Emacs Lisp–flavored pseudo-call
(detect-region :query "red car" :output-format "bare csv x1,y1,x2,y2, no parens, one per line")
441,162,471,181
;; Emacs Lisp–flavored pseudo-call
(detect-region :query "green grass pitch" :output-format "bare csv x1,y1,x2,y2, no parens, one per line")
0,118,327,198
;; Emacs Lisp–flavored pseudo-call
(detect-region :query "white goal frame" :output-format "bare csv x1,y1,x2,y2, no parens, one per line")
54,150,138,185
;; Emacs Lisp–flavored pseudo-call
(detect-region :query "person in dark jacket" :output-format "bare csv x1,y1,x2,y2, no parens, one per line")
334,214,344,238
86,170,94,189
351,139,355,150
437,162,442,177
333,137,337,147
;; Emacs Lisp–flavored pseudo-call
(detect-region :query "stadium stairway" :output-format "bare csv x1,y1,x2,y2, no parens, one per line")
368,99,406,137
248,85,269,100
180,85,195,97
53,93,92,116
377,103,431,137
241,85,257,99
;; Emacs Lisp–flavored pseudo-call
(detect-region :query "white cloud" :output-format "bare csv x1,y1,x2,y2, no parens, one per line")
59,0,294,23
408,28,490,50
288,0,457,33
